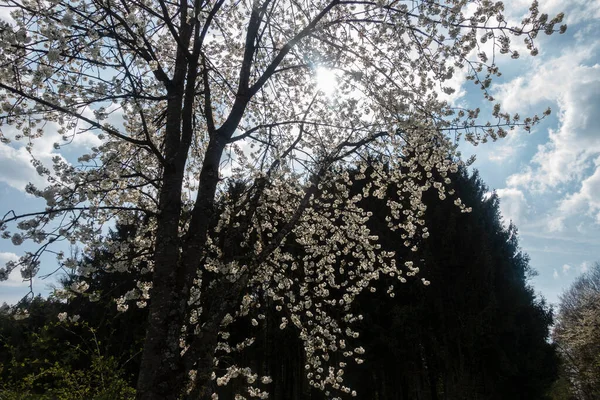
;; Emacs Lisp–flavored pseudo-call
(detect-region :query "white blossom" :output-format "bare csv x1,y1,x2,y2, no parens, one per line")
11,234,23,246
70,281,89,294
14,309,29,320
0,0,566,397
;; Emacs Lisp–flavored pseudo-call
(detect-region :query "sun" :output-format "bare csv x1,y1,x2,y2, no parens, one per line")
315,67,338,96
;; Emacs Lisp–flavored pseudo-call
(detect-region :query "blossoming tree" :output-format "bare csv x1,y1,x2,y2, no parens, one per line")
553,262,600,399
0,0,564,398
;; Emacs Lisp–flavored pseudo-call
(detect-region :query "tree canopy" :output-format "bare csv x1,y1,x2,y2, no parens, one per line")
0,0,565,398
553,262,600,400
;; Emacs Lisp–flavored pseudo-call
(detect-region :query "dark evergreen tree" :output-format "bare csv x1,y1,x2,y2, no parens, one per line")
216,168,558,400
335,169,559,400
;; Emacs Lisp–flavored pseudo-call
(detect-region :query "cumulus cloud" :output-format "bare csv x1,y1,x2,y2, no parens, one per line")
0,121,103,192
0,144,47,190
539,0,600,25
562,263,572,274
553,269,559,279
558,160,600,222
498,60,600,192
493,29,600,229
487,130,527,163
547,215,565,232
0,252,26,288
580,261,590,273
496,188,529,226
0,6,15,24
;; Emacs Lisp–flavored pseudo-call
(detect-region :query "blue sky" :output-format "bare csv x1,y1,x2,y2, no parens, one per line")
1,0,599,308
457,0,600,306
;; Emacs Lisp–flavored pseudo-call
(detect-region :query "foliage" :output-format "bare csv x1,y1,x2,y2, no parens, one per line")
0,0,566,397
553,262,600,400
0,227,147,399
547,376,578,400
0,299,135,399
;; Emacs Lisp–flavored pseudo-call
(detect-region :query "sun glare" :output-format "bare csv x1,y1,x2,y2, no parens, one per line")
315,67,338,96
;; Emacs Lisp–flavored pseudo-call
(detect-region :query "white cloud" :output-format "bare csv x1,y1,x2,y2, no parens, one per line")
0,252,18,263
539,0,600,26
0,252,27,288
488,144,520,163
580,261,590,273
494,28,600,230
436,66,468,106
0,253,45,305
0,144,47,190
488,130,527,163
497,0,597,24
506,167,534,188
499,59,600,192
558,160,600,222
496,37,600,190
494,41,598,113
0,6,15,24
562,263,572,274
553,269,559,279
547,215,565,232
496,188,529,225
0,121,103,192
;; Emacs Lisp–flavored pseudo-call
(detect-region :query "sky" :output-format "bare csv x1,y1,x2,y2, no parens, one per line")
457,0,600,306
1,0,599,308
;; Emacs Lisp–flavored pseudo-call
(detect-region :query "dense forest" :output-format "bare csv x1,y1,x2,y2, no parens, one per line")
2,169,587,399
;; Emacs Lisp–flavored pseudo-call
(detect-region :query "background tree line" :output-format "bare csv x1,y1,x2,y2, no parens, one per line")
550,262,600,400
3,168,591,399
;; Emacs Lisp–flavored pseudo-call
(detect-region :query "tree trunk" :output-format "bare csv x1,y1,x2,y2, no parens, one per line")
136,127,230,399
136,89,188,397
135,172,188,399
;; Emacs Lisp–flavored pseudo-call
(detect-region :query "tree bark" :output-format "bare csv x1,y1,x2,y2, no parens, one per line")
136,134,229,399
136,90,189,399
